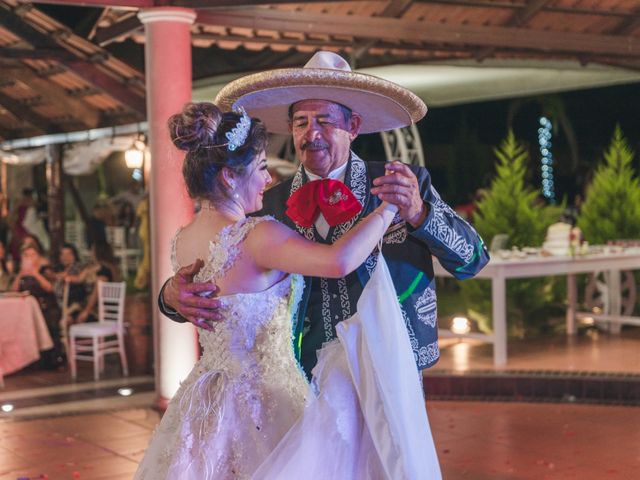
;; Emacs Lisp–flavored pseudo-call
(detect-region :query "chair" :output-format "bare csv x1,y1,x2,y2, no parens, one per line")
59,280,71,356
65,220,90,261
68,281,128,380
107,226,141,277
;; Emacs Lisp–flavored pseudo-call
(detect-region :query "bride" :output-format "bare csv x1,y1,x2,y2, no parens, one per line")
135,102,440,479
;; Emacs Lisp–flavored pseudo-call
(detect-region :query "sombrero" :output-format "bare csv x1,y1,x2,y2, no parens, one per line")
215,51,427,135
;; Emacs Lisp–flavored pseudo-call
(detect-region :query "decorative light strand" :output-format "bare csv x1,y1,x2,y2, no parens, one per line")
538,116,555,204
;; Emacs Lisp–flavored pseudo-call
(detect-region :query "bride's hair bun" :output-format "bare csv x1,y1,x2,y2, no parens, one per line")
168,102,222,152
168,101,268,203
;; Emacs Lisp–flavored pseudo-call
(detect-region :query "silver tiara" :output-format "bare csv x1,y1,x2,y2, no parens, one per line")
225,107,251,152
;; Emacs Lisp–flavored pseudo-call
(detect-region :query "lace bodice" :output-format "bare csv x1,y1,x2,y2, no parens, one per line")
136,216,309,479
172,216,304,384
170,215,308,430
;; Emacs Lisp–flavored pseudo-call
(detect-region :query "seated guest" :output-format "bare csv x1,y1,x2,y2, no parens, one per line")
68,241,121,324
53,242,88,321
0,239,14,291
11,242,63,368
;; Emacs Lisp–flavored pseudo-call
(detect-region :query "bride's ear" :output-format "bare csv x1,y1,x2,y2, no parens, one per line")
220,167,238,191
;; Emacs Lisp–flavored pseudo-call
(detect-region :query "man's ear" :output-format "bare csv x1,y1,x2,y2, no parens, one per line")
348,113,362,141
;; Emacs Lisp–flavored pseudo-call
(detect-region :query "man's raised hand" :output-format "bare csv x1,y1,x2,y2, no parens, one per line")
371,161,428,228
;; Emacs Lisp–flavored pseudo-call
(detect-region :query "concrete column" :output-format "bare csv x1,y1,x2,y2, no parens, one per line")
138,7,197,407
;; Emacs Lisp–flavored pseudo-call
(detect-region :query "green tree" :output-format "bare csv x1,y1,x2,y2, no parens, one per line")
473,130,562,248
577,125,640,244
461,131,563,336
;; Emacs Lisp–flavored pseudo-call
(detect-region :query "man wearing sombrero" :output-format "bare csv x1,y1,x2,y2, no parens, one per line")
160,51,489,378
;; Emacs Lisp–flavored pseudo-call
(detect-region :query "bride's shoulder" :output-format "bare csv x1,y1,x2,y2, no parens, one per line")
170,225,187,273
243,216,298,252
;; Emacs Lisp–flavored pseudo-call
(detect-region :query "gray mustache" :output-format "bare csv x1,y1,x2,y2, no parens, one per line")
301,140,329,150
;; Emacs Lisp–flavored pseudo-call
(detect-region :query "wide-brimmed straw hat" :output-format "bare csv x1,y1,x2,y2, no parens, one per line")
215,51,427,134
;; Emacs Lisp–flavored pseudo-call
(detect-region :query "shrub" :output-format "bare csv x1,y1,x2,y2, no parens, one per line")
577,125,640,244
461,131,563,336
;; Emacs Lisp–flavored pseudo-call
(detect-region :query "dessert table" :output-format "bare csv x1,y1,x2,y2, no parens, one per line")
434,249,640,367
0,294,53,385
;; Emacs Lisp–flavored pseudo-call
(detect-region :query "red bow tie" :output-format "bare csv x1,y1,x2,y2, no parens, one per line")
286,179,362,228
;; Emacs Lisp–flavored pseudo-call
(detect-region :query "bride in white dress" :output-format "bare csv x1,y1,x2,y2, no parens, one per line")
135,102,440,479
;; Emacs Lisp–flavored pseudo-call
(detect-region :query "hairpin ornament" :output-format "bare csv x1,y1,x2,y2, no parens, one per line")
225,107,251,152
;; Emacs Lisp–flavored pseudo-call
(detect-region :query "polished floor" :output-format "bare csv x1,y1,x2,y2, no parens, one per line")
1,401,639,480
1,328,639,479
434,326,640,374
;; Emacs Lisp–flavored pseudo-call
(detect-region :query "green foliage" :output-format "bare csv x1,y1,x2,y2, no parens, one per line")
461,131,564,337
577,125,640,244
472,130,563,248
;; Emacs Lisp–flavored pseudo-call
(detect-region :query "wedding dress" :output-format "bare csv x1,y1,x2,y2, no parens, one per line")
252,253,442,479
136,216,441,479
135,217,309,480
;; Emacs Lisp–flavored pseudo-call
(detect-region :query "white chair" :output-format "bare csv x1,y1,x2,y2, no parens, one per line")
107,226,141,277
65,220,90,261
68,281,129,381
59,280,71,357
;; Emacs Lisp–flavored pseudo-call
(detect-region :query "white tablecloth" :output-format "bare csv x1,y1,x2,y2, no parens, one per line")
435,250,640,366
0,295,54,376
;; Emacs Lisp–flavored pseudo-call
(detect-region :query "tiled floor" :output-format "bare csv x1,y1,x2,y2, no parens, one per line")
1,327,639,478
435,326,640,374
1,401,639,480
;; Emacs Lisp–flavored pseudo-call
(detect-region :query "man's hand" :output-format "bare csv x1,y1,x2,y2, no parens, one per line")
163,259,222,331
370,161,428,228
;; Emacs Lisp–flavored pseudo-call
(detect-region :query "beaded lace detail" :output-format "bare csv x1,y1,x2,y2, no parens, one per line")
136,216,308,480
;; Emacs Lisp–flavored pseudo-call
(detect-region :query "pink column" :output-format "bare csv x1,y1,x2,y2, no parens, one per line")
138,7,197,407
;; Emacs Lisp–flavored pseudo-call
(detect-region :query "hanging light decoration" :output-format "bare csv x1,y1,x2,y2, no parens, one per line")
538,116,555,204
125,134,146,169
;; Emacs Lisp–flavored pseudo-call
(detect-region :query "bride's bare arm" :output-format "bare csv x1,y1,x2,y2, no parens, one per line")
247,203,397,278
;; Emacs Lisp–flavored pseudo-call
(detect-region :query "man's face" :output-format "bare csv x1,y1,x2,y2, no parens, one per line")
289,100,361,177
59,247,75,267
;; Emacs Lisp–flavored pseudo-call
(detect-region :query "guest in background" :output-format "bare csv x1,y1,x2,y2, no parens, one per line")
53,243,87,321
8,188,36,261
11,242,63,368
0,191,10,247
71,241,121,324
22,190,50,253
85,203,109,248
0,240,14,291
19,234,48,269
114,200,137,247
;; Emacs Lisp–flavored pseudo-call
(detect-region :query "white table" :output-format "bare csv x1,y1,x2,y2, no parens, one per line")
0,295,54,386
434,250,640,367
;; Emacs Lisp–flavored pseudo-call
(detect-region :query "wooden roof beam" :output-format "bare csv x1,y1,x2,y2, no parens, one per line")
352,0,414,64
196,9,638,58
610,9,640,35
0,90,55,133
92,13,142,47
4,66,101,128
0,5,146,115
167,0,345,8
415,0,631,18
475,0,553,61
0,126,14,141
19,0,150,8
0,47,76,61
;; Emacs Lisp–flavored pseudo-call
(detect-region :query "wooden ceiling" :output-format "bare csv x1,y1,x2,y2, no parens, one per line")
0,0,638,142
